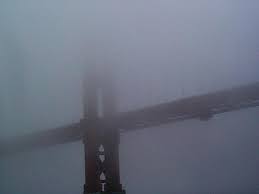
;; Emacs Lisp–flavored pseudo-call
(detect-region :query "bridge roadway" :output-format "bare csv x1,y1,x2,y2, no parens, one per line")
1,82,259,156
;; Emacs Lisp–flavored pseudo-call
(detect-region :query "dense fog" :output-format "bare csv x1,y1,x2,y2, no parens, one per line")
0,0,259,193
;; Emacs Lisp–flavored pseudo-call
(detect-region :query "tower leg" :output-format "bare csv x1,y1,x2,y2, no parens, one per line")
83,70,125,194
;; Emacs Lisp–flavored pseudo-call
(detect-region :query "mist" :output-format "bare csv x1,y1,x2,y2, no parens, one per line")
0,0,259,193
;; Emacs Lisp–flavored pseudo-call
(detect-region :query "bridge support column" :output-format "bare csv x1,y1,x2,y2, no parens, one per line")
83,71,125,194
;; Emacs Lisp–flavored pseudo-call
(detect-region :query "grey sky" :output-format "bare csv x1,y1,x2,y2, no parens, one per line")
0,0,259,194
